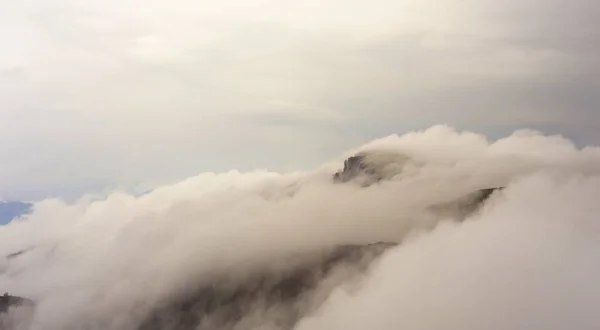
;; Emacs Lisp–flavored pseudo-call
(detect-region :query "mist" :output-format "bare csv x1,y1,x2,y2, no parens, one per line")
1,125,600,330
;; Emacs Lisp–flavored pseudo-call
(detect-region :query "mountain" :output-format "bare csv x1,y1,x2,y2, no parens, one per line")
0,201,32,225
1,152,506,330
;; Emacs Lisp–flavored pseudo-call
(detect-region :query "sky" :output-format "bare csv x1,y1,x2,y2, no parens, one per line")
0,0,599,201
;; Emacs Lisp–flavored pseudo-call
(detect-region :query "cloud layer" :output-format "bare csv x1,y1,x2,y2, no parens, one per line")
297,173,600,330
1,126,600,329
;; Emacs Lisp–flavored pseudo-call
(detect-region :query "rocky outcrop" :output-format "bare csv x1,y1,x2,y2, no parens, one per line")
428,187,503,219
333,154,377,183
0,293,35,330
0,293,34,314
333,151,411,186
334,151,504,219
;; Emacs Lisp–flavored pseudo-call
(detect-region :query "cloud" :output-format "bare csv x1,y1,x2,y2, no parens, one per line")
295,173,600,330
1,126,600,329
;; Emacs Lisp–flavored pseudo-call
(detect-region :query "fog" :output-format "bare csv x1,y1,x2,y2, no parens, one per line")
1,125,600,329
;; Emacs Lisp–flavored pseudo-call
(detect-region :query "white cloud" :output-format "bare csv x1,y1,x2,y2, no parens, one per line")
1,127,600,329
296,174,600,330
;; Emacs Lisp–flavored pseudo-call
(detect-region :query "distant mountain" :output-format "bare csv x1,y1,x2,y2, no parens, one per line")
0,201,32,225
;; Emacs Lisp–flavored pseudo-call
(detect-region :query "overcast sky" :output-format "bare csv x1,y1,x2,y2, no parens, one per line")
0,0,599,201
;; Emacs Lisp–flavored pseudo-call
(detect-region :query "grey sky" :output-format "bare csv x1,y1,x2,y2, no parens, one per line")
0,0,598,201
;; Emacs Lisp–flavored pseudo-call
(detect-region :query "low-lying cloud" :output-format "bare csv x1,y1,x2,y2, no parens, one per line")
1,125,600,330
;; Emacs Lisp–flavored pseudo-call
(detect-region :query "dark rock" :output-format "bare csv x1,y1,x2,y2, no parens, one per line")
333,151,504,219
333,151,402,185
428,187,504,219
333,154,377,183
0,293,35,330
0,293,34,314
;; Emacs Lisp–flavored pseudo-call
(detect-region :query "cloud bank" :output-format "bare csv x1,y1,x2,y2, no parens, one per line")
1,126,600,329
